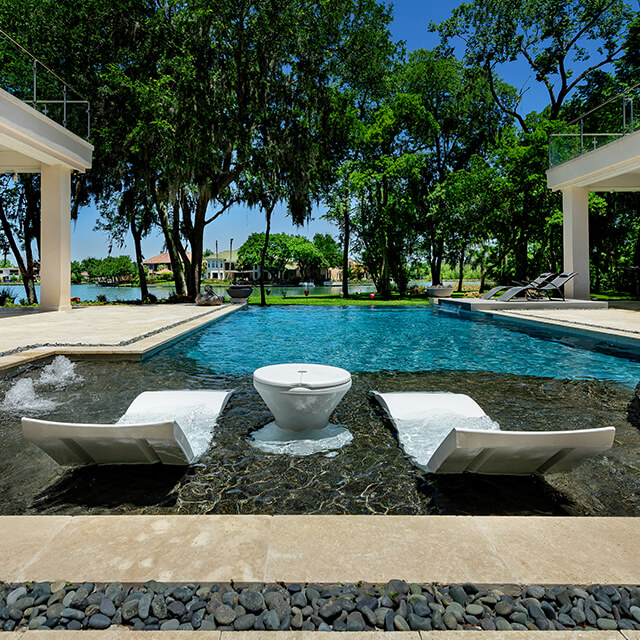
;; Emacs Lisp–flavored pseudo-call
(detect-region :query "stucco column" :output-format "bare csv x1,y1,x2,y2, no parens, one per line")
40,164,71,311
562,186,590,299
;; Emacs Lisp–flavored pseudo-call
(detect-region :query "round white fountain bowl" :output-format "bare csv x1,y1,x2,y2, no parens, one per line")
253,363,352,432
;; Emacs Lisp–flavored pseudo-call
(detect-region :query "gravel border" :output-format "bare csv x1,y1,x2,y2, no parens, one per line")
2,581,640,632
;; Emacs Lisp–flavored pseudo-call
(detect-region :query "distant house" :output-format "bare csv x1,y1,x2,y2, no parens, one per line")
143,252,192,273
205,250,259,281
328,259,369,282
0,267,19,282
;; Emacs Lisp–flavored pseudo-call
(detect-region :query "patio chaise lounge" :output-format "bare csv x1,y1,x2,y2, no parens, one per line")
480,272,555,300
370,391,614,475
498,272,578,302
22,389,233,466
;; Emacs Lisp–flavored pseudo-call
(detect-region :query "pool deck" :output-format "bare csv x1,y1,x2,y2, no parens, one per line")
439,299,640,351
1,515,640,639
1,301,640,638
0,303,242,373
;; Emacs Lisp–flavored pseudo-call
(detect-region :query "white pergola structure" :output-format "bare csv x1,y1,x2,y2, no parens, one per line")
547,129,640,300
0,87,93,311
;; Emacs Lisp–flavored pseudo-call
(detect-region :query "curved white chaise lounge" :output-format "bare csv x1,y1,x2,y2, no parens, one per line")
22,389,234,466
370,391,615,475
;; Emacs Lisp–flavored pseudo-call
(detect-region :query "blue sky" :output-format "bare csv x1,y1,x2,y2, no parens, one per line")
70,0,551,261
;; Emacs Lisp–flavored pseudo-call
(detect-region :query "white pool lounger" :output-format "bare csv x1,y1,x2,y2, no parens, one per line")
22,390,234,466
371,391,615,475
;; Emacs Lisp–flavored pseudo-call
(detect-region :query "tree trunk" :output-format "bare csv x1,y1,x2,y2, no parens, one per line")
22,177,39,304
342,198,350,299
514,209,528,281
0,186,38,304
378,230,391,299
430,238,444,287
154,197,188,296
377,180,392,299
172,199,194,298
130,215,149,302
259,202,275,307
186,194,209,298
457,249,465,293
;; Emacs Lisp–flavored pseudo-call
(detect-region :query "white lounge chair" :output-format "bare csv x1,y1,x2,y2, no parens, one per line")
22,389,233,466
370,391,615,475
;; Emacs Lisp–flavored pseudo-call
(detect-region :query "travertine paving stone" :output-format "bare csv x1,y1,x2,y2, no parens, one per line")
485,307,640,348
219,633,420,639
4,515,640,585
266,516,517,583
473,517,640,584
0,517,71,580
19,633,221,639
420,635,623,640
6,516,272,583
0,304,239,371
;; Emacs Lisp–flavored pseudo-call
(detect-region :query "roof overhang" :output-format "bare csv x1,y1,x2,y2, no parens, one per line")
547,129,640,192
0,88,93,173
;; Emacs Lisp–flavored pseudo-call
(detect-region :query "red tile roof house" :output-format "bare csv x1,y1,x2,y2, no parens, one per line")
142,252,192,273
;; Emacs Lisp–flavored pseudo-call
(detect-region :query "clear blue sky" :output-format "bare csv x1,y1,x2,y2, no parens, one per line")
70,0,550,261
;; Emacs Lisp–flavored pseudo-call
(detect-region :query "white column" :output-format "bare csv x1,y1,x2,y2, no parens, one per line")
562,186,590,299
40,164,72,311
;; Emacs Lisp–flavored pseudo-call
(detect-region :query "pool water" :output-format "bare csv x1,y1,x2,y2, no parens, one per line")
154,305,640,386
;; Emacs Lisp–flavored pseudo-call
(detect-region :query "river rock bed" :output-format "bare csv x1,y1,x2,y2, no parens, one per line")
2,580,640,632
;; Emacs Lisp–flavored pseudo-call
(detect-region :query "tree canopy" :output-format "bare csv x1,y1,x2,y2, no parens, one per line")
1,0,639,299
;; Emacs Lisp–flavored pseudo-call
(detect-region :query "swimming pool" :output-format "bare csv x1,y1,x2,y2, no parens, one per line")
3,304,640,518
152,305,640,386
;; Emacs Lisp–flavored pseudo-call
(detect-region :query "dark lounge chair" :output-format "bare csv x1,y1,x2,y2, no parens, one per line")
498,271,577,302
481,272,555,300
527,271,578,301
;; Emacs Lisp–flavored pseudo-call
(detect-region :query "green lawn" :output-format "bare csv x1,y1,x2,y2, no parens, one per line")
247,293,434,305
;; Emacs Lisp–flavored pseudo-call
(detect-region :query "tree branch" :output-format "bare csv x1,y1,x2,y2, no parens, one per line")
485,64,529,132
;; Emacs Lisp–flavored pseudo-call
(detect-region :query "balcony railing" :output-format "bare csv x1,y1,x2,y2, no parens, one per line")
549,82,640,168
0,27,90,139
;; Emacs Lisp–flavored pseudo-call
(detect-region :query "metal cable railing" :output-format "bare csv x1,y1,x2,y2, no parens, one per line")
0,27,90,139
549,82,640,167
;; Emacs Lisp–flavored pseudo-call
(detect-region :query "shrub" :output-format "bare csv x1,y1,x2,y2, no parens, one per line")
0,287,16,306
95,293,108,303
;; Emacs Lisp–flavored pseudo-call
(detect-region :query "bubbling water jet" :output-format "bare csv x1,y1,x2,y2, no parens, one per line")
1,378,58,414
38,356,82,388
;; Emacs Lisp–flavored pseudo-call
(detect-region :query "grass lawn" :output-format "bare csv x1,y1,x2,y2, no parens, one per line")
591,292,639,301
247,293,434,305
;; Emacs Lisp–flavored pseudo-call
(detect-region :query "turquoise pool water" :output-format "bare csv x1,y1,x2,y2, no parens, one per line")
154,305,640,386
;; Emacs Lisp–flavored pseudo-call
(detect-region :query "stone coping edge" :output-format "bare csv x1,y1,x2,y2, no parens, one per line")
1,629,638,637
470,309,640,351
